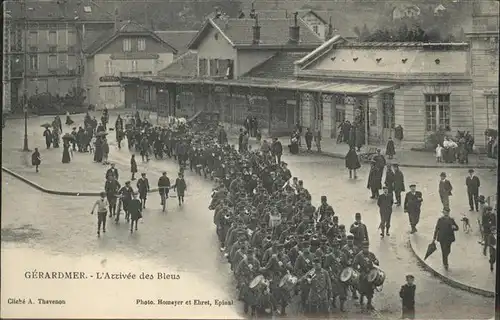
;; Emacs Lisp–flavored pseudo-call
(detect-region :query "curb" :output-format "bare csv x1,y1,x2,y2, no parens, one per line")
2,166,160,197
299,148,497,169
407,237,495,298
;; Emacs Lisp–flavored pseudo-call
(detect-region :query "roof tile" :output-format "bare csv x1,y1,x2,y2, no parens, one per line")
158,51,198,78
211,18,323,46
155,31,198,54
244,51,308,79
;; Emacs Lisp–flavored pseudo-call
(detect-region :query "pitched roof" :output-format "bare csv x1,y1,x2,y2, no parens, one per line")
4,0,116,22
243,51,309,79
158,51,198,78
155,31,198,54
189,17,323,49
84,20,177,56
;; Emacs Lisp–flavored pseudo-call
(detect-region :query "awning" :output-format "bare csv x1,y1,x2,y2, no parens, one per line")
122,76,399,96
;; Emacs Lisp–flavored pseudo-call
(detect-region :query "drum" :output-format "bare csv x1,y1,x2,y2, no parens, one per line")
340,267,360,286
279,274,298,292
367,267,386,287
249,275,265,289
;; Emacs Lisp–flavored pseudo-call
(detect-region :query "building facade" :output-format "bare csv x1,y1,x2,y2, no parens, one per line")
3,1,116,112
84,21,177,109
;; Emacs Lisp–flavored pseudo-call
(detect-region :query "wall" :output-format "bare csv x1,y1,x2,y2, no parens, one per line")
237,50,276,78
196,26,237,76
399,83,472,148
469,2,499,147
86,51,173,107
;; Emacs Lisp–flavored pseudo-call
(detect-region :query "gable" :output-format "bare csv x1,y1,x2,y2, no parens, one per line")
98,34,176,55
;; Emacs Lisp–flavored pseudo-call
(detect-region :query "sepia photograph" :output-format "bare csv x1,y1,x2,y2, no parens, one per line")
1,0,498,319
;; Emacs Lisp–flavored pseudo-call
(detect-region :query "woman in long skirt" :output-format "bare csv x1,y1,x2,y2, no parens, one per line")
345,147,361,179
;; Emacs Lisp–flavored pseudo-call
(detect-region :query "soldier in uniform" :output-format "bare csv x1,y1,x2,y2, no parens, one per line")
294,241,314,311
350,212,369,248
307,258,332,315
324,237,347,311
316,195,336,222
235,247,261,314
353,241,379,310
341,235,360,299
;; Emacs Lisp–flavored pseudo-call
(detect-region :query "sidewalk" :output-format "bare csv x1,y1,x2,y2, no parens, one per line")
7,109,497,169
408,211,495,297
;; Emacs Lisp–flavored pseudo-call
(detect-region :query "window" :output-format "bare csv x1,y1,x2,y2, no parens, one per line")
29,46,38,53
335,95,345,105
131,60,138,72
198,58,208,76
68,30,76,46
209,59,219,76
49,46,57,53
29,55,38,70
370,108,378,126
68,55,76,70
123,38,131,52
28,31,38,45
48,55,58,70
137,38,146,51
425,94,451,131
105,88,115,102
335,109,345,122
105,60,113,75
382,93,395,129
48,31,57,46
313,25,319,34
59,54,67,69
486,95,497,115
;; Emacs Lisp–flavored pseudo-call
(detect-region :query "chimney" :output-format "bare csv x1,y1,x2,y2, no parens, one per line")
289,12,300,44
252,15,261,44
326,16,333,40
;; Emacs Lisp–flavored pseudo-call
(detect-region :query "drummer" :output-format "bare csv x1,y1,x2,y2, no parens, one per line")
353,240,379,310
324,236,348,312
235,247,261,314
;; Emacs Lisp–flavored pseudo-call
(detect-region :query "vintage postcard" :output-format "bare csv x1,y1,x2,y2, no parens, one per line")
1,0,498,319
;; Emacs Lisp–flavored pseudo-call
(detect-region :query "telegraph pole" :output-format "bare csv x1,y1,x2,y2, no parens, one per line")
22,0,29,151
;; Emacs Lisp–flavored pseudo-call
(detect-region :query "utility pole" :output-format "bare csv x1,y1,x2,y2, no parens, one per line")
22,0,29,152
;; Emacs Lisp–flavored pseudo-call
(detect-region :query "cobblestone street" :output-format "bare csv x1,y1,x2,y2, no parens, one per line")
2,113,496,319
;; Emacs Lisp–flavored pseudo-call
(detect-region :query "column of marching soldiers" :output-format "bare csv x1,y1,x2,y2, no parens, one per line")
205,138,384,316
114,113,385,316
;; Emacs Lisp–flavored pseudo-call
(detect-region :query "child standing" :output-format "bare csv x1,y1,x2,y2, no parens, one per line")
435,144,443,163
385,137,395,159
130,154,138,180
399,274,416,319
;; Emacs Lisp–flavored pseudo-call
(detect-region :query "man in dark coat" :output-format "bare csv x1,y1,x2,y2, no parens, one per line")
136,173,150,208
104,176,121,217
105,163,119,181
404,184,423,233
465,169,481,212
393,164,405,206
433,207,459,270
438,172,453,211
128,192,142,233
399,274,416,319
377,186,393,237
305,128,313,151
367,161,382,199
271,138,283,164
384,164,395,201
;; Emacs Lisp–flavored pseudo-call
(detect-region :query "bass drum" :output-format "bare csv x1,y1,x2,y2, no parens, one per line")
340,267,360,287
249,275,265,289
279,274,298,292
367,267,386,287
